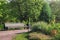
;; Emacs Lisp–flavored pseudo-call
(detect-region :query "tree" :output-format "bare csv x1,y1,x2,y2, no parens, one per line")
0,1,8,23
39,2,52,23
50,1,60,22
11,0,45,24
0,0,20,30
0,0,20,23
0,0,9,30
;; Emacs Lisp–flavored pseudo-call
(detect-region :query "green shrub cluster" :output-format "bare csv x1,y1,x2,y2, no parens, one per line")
55,23,60,31
52,23,60,40
31,21,56,35
51,23,60,33
53,33,60,40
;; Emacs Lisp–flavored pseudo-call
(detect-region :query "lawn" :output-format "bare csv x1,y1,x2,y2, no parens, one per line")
13,32,29,40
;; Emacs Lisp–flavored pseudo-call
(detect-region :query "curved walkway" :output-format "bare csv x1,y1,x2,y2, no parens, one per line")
0,30,29,40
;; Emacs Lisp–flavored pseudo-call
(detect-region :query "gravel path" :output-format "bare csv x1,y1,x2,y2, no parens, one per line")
0,30,29,40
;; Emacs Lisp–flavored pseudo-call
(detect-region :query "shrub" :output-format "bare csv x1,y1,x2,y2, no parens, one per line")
53,34,60,40
0,24,4,30
39,2,52,23
31,22,41,32
53,23,60,40
32,22,51,34
54,23,60,31
31,21,59,35
51,23,60,34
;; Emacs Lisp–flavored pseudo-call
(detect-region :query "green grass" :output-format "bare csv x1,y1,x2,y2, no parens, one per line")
13,32,29,40
0,24,4,30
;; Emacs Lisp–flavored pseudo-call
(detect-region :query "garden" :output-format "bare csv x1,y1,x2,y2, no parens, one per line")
0,0,60,40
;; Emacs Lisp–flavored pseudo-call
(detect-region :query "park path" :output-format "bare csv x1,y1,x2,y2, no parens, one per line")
0,30,29,40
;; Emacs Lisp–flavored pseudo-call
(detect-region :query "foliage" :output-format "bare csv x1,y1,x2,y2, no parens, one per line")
0,1,7,23
29,32,41,40
10,0,45,23
0,0,57,32
0,0,48,24
0,0,52,23
31,22,60,35
0,24,4,30
53,34,60,40
0,0,21,23
31,22,41,31
13,32,29,40
50,1,60,15
53,23,60,32
52,23,60,40
32,22,52,34
50,1,60,22
39,2,52,23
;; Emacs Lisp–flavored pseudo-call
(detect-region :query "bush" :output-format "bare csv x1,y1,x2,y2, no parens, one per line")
32,22,49,34
53,23,60,40
54,23,60,31
39,2,52,23
0,24,4,30
32,22,57,35
53,34,60,40
51,23,60,34
31,22,41,31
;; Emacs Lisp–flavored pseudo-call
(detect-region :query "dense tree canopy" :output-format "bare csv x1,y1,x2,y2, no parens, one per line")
0,0,52,24
9,0,45,23
39,2,52,23
0,1,8,23
0,0,20,23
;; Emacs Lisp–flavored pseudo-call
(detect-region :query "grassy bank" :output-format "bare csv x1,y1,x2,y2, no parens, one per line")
13,32,29,40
